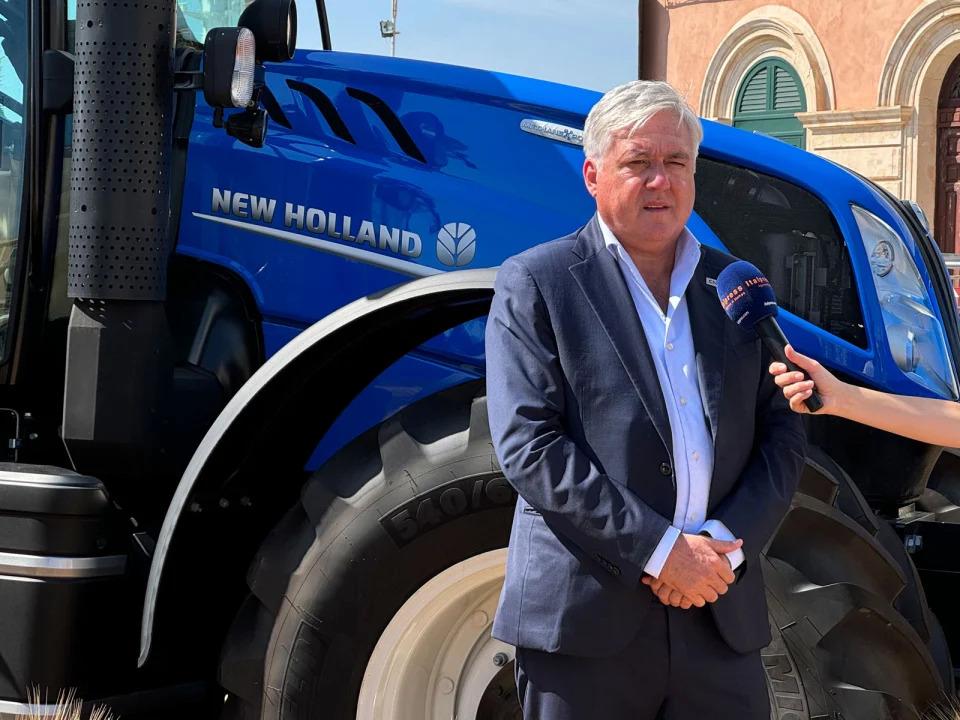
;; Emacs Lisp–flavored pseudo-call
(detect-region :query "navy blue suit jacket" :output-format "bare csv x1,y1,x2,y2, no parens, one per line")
486,216,806,657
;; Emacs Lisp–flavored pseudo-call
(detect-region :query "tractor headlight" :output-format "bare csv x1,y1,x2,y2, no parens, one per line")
202,27,256,109
853,204,958,398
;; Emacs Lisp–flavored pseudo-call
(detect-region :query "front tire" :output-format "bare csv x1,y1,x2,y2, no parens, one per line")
219,387,945,719
219,382,515,720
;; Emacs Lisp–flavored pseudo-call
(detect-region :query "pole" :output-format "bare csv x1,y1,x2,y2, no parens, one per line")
391,0,398,56
637,0,643,79
640,0,668,80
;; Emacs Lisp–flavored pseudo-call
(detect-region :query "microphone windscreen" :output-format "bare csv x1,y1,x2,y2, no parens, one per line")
715,260,779,329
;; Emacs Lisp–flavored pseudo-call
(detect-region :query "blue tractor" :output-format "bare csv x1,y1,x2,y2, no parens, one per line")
0,1,956,718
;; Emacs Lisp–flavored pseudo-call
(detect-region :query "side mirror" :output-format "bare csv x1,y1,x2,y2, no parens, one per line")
239,0,297,63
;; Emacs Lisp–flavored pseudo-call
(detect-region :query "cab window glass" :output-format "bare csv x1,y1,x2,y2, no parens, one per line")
176,0,250,48
66,0,253,50
174,0,321,51
694,157,867,348
0,0,28,356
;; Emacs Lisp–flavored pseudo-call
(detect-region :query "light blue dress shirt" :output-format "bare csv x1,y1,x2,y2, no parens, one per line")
598,216,745,578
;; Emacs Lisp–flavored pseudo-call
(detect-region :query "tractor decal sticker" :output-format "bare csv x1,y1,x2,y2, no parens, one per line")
195,187,454,278
436,223,477,267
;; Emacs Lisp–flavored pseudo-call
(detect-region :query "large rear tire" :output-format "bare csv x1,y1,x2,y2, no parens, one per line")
219,386,945,720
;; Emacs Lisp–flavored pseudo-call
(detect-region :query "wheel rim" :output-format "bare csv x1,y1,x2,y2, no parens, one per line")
356,548,518,720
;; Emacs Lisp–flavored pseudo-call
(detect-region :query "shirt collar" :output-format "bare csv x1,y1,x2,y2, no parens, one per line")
597,214,702,309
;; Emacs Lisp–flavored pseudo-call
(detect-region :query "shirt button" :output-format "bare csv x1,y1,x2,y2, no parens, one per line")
659,462,672,476
692,451,700,461
666,342,675,351
679,396,687,406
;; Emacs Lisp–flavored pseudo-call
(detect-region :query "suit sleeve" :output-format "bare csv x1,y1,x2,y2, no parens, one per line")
703,344,807,571
485,257,674,589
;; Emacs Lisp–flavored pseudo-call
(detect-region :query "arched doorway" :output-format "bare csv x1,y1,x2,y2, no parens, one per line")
936,55,960,253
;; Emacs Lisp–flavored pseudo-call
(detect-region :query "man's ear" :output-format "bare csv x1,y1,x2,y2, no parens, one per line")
583,156,598,198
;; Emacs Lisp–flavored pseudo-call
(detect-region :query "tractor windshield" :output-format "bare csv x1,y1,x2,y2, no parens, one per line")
176,0,251,48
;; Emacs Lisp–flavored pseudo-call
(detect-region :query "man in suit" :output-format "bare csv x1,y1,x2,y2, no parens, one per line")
485,80,806,719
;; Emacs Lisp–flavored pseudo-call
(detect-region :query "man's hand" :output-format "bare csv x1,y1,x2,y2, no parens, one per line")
643,549,734,608
642,576,696,608
641,533,741,608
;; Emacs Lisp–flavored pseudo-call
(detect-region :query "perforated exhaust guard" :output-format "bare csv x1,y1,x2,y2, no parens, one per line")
68,0,176,301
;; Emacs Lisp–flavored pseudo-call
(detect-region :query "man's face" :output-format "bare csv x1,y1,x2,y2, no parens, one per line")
583,110,696,253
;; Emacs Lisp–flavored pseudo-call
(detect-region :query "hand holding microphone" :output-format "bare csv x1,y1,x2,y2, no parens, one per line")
715,260,824,413
770,344,845,415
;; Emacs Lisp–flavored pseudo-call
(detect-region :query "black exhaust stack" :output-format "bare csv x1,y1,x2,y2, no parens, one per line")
62,0,177,481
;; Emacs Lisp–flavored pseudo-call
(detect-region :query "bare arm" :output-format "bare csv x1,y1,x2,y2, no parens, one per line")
771,345,960,447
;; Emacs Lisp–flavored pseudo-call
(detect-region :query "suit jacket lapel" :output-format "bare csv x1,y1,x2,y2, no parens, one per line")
568,217,673,459
687,259,724,445
686,251,730,498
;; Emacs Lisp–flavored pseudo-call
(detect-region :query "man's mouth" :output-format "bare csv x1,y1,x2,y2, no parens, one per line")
643,203,671,212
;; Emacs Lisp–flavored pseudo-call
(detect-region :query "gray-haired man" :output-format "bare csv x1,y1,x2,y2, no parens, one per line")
485,80,806,718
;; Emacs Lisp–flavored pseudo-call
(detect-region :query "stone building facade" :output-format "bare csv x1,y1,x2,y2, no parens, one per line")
642,0,960,251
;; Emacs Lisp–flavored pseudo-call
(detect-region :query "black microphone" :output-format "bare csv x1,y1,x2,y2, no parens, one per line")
715,260,823,413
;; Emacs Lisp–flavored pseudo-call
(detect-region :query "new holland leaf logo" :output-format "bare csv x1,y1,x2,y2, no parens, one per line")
437,223,477,267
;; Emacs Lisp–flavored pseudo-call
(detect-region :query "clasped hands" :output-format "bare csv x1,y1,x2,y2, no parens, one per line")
640,533,743,609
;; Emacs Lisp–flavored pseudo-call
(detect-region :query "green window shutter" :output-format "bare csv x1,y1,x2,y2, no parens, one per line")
733,58,807,149
738,66,768,113
772,66,803,111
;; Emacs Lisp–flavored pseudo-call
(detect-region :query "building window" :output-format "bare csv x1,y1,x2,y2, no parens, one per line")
733,58,807,149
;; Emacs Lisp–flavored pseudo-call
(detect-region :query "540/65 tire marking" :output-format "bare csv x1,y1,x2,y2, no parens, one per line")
380,475,515,547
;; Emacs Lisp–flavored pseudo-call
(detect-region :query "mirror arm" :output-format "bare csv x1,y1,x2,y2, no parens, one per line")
173,69,204,92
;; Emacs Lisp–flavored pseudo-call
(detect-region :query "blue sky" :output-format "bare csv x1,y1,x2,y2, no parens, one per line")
298,0,639,92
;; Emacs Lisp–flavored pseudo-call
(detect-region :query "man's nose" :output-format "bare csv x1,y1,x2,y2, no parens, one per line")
645,163,671,190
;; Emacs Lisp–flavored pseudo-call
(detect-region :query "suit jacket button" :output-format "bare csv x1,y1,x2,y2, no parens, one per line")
594,553,621,577
659,462,672,477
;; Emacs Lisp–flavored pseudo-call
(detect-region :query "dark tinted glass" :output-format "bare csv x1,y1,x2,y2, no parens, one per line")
695,156,866,348
0,0,28,359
